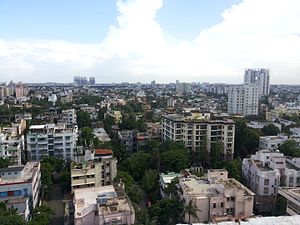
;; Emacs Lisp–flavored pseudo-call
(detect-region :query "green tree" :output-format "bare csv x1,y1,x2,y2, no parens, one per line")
142,170,158,201
115,171,144,204
80,127,93,147
164,177,179,199
149,199,183,225
182,200,201,223
274,195,287,216
120,152,151,181
262,124,280,136
210,141,224,168
160,149,189,173
234,118,260,158
0,202,25,225
28,204,53,225
136,209,157,225
77,110,91,128
0,158,11,168
224,159,242,182
279,140,300,157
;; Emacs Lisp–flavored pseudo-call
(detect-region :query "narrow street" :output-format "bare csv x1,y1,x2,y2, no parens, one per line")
47,182,65,225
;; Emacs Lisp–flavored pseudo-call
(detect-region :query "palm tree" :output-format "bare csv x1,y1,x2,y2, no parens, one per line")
182,200,201,224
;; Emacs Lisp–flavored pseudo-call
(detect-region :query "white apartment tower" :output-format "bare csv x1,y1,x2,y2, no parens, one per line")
26,123,77,161
244,68,270,96
228,84,259,116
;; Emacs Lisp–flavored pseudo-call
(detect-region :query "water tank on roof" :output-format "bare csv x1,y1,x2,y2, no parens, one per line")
96,194,108,205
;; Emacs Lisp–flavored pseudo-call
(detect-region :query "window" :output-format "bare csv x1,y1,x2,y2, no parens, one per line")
264,179,269,185
91,164,95,169
213,203,216,208
221,202,224,207
263,187,269,194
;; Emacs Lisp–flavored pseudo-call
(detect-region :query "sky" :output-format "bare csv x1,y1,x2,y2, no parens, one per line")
0,0,300,84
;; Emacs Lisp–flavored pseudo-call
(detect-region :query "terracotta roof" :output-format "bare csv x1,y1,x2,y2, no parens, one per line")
94,149,113,156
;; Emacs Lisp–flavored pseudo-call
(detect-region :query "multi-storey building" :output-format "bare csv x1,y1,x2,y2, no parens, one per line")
259,135,288,151
61,109,77,128
178,169,254,223
71,149,117,193
161,112,235,159
242,150,300,214
227,84,259,116
73,184,135,225
0,133,24,165
244,68,270,96
0,162,41,221
26,123,77,161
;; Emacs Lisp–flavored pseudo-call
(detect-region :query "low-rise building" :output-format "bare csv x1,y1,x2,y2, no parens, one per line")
259,135,288,151
242,150,300,214
0,162,41,221
178,169,254,223
73,184,135,225
71,149,117,193
93,128,111,142
146,122,161,139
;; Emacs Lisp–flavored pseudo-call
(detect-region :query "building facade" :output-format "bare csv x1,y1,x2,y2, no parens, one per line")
178,169,254,223
227,84,259,116
0,162,41,221
161,112,235,159
26,123,77,161
242,150,300,214
71,149,117,193
244,68,270,96
73,185,135,225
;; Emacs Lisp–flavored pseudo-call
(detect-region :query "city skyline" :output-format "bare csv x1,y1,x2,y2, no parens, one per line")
0,0,300,84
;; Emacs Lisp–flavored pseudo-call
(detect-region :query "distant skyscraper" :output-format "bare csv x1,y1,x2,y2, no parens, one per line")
151,80,156,88
228,84,259,116
73,76,88,86
244,68,270,96
89,77,95,85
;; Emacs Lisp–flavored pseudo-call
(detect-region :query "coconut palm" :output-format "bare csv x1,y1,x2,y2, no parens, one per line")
182,199,201,224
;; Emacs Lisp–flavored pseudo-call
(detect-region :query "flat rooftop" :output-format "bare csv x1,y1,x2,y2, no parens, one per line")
177,215,300,225
74,185,132,218
0,162,39,185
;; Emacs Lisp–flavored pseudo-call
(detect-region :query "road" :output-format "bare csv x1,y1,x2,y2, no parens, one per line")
47,183,65,225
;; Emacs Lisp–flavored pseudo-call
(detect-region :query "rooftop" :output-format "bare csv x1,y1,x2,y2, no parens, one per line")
74,185,132,219
0,162,40,185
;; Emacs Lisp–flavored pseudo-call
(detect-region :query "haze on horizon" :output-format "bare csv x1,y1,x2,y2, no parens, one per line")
0,0,299,84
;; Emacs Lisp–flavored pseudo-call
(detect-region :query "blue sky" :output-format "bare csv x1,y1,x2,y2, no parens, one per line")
0,0,300,83
0,0,240,42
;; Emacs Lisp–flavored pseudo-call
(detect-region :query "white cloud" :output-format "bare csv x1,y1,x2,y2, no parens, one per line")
0,0,300,83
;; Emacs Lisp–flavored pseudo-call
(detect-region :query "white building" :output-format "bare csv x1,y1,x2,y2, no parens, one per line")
178,169,254,223
61,109,77,128
73,185,135,225
161,112,235,159
0,162,41,221
244,68,270,96
227,84,259,116
26,123,77,161
259,135,288,151
0,132,24,165
242,150,300,214
92,128,111,142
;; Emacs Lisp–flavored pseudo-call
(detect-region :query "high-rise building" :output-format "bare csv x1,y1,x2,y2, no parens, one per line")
244,68,270,96
227,84,259,116
89,76,95,85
